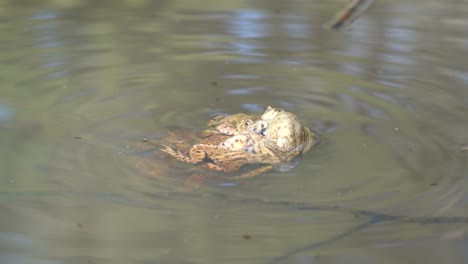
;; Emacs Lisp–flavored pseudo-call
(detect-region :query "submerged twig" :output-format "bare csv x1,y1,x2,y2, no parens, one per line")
325,0,374,30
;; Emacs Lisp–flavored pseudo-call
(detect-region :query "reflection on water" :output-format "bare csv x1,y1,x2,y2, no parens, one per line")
0,0,467,264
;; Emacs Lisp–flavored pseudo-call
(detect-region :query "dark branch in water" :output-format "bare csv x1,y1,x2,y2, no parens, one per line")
196,192,468,264
268,203,468,263
5,190,465,263
324,0,374,30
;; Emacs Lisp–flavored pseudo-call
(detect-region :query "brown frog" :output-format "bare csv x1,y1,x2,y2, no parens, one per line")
248,106,317,162
162,107,318,179
161,113,263,173
204,113,257,137
215,106,317,162
130,113,261,189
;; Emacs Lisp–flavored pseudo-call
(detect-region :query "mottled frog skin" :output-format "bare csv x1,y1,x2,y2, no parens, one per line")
249,106,316,162
216,106,317,163
203,113,257,137
162,107,317,177
161,113,262,173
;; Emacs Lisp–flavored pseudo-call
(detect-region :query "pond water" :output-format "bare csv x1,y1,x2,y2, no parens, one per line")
1,0,467,263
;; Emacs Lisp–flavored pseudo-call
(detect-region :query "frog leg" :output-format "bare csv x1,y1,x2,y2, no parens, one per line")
181,174,209,190
161,144,205,164
220,135,250,151
203,149,251,173
165,131,185,144
188,144,220,163
248,140,283,164
231,165,273,180
161,144,191,162
263,139,286,152
134,161,164,179
262,140,298,161
202,163,228,172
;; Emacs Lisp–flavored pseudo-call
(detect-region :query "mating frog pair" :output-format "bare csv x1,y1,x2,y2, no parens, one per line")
162,106,317,178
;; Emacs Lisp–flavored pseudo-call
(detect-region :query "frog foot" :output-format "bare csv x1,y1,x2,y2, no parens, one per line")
180,174,209,191
161,145,197,164
230,165,273,180
203,163,228,172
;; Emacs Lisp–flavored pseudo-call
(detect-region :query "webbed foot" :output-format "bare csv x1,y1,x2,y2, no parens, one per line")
231,165,273,180
161,144,196,163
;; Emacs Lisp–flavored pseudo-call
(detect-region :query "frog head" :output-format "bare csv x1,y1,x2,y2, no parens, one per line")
261,106,285,121
236,118,256,131
246,120,269,136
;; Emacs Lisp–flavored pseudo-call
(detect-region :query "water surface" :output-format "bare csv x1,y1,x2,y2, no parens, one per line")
1,0,467,263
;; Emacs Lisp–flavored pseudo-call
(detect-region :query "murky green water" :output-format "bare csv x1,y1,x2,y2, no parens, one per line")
1,0,468,263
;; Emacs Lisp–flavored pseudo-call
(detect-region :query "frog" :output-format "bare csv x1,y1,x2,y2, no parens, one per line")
162,107,318,179
215,106,317,163
248,106,317,162
130,113,262,189
161,130,263,173
201,113,258,138
160,112,265,173
161,132,277,180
